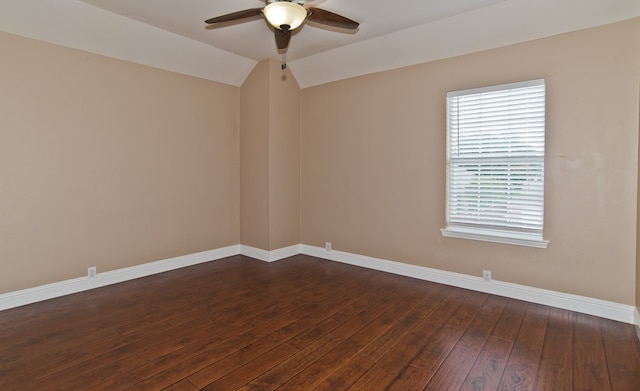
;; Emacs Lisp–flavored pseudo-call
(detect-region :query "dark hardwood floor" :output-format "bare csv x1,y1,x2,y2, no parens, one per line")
1,254,639,390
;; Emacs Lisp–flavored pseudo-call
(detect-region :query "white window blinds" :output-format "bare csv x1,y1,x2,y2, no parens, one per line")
445,79,546,245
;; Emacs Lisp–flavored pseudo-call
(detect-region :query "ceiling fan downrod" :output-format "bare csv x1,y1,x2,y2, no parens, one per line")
281,24,290,70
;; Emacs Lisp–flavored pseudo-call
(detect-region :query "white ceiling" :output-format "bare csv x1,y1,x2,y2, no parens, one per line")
1,0,639,88
79,0,509,62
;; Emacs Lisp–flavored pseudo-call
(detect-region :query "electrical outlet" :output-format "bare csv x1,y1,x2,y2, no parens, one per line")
88,267,97,278
325,242,332,251
482,270,492,282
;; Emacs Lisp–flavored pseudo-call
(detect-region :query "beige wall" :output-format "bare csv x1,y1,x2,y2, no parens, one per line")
240,61,271,249
300,19,640,304
2,19,639,308
0,32,240,293
268,60,300,250
240,59,300,250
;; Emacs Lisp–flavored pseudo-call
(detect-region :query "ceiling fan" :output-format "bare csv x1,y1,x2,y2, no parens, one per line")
205,0,359,51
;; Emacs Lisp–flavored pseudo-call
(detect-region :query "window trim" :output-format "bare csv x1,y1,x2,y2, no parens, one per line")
442,79,549,249
440,226,549,248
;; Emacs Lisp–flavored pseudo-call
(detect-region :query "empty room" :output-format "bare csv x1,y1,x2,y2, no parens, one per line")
1,0,640,390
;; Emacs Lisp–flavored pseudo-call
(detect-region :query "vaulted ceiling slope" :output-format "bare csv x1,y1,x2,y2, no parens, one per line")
1,0,639,88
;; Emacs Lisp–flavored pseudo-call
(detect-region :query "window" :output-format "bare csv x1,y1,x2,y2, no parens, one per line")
441,79,548,248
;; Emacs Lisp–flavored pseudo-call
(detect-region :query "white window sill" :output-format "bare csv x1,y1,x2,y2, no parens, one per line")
441,226,549,249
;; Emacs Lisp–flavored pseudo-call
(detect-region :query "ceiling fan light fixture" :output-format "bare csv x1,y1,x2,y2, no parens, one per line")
263,1,307,30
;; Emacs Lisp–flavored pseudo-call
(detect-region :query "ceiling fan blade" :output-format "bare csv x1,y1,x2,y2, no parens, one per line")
307,8,359,30
205,8,263,24
274,28,292,50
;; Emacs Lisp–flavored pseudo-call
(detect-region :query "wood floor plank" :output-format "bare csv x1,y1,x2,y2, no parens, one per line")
239,333,344,391
330,281,422,340
422,345,481,391
343,285,433,353
1,255,639,391
65,319,253,390
187,284,375,389
497,303,548,391
386,364,432,391
130,266,376,390
573,312,612,391
457,295,508,350
311,354,375,390
22,337,186,390
307,288,451,390
384,290,489,390
348,288,472,390
284,292,384,350
91,321,259,390
534,307,573,391
635,326,640,359
311,279,448,390
274,339,363,390
600,318,640,391
4,312,205,389
460,335,513,391
187,328,294,388
121,315,297,390
491,298,529,342
160,378,200,391
410,290,487,372
357,284,454,362
200,344,298,391
12,313,216,386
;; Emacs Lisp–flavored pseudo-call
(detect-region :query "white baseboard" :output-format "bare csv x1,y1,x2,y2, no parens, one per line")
1,243,637,326
0,246,241,311
0,243,301,312
240,244,300,262
299,244,637,325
